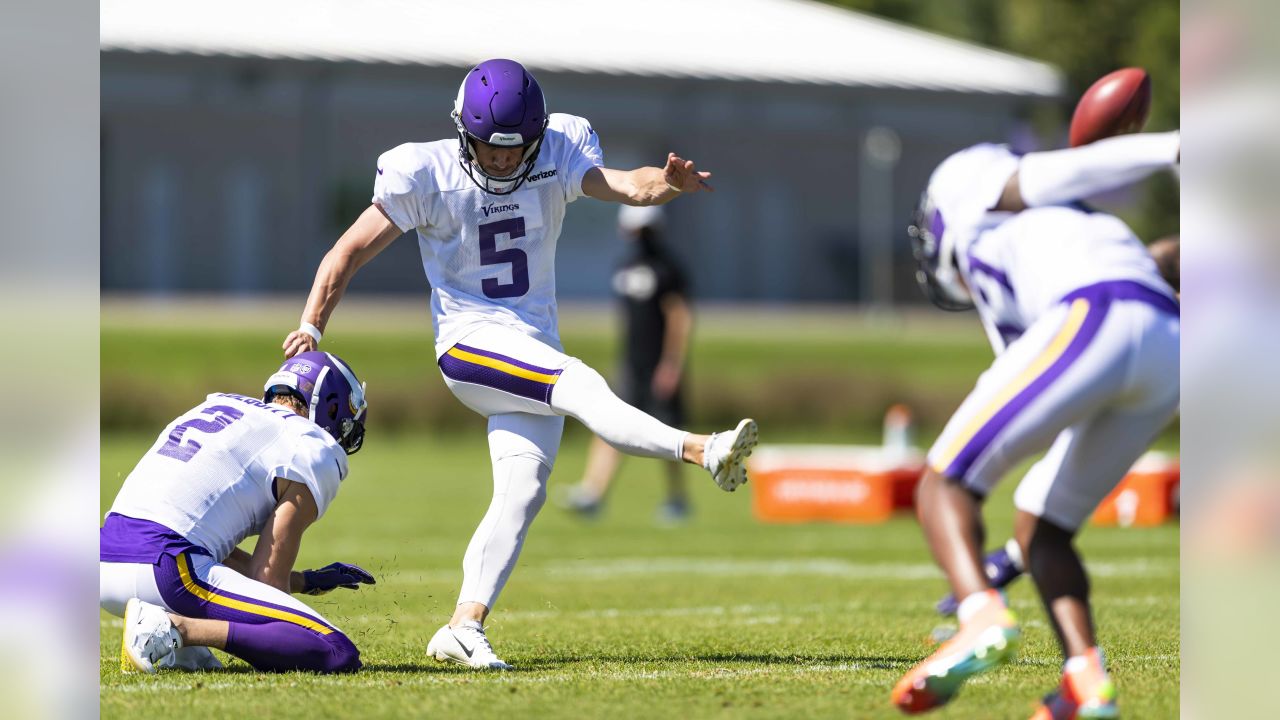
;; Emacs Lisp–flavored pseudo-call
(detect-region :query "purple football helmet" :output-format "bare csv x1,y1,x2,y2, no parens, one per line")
263,351,368,454
451,58,549,195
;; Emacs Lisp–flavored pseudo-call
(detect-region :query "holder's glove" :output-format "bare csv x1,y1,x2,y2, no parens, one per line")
301,562,376,595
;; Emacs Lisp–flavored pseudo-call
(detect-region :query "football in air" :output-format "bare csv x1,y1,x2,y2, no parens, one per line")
1069,67,1152,147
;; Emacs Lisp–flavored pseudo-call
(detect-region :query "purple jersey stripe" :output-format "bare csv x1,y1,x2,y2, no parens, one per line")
996,323,1025,345
944,298,1109,482
438,351,557,404
967,255,1015,295
452,343,563,377
154,553,335,634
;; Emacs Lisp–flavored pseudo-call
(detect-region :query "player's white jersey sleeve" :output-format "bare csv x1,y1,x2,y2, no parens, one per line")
548,114,604,202
372,143,443,232
268,427,347,520
927,143,1020,249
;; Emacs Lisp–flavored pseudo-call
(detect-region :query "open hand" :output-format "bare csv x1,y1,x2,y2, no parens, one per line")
282,330,317,359
663,153,713,193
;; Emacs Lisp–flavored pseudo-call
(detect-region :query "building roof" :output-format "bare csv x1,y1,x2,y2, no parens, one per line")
101,0,1062,97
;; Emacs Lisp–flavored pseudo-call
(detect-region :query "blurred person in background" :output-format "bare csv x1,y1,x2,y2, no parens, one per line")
100,352,374,675
562,204,695,524
892,131,1180,717
280,59,757,670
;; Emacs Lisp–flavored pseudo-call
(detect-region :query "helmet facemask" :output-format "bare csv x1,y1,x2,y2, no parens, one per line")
452,114,548,195
908,195,974,312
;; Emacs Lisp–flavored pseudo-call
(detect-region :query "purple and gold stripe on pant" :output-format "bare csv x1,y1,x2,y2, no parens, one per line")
931,280,1176,482
163,552,336,635
438,342,563,404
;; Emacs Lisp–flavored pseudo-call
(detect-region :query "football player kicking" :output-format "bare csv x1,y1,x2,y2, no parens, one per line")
100,352,374,674
281,59,758,670
890,131,1180,718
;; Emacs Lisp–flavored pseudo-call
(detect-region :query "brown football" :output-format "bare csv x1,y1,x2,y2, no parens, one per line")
1069,68,1152,147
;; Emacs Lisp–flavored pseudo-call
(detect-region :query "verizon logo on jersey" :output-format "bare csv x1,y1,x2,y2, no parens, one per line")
482,202,521,218
527,168,557,183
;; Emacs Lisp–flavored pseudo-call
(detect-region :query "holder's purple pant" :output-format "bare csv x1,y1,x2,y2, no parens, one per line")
100,551,360,673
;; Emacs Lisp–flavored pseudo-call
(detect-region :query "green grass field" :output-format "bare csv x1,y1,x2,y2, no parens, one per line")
100,302,1178,718
100,431,1177,719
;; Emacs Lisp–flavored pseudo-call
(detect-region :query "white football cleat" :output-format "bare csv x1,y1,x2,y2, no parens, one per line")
703,418,758,492
427,621,512,670
120,598,181,674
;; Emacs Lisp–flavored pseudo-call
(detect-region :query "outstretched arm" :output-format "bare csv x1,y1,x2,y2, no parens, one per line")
994,131,1180,212
282,204,403,358
581,152,712,206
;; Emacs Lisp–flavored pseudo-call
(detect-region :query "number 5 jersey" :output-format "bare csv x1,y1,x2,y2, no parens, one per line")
372,114,605,357
104,393,348,564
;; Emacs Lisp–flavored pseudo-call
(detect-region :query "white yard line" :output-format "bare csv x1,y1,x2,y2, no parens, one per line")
521,557,1177,581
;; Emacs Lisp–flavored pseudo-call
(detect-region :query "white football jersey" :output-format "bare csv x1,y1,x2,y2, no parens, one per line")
373,113,605,356
108,393,348,562
927,144,1175,353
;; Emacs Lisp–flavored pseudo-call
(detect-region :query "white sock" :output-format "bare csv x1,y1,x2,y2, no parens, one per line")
956,590,995,624
1018,131,1180,207
551,363,686,462
701,432,719,471
1064,646,1105,674
1004,538,1025,572
457,455,550,608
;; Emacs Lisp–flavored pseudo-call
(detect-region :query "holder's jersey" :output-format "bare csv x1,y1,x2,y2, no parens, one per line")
927,143,1176,353
108,393,348,562
373,113,605,356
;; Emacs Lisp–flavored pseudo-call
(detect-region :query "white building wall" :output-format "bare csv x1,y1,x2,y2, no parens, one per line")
101,54,1050,303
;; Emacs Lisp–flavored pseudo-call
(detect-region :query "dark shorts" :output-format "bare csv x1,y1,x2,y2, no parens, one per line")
616,366,686,428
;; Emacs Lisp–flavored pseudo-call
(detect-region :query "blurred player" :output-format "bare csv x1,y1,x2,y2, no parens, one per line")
891,131,1180,717
934,233,1182,618
100,352,374,674
1148,235,1180,296
562,204,695,523
281,59,757,669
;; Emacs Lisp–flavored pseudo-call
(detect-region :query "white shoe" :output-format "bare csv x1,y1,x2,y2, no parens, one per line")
703,418,758,492
427,621,512,670
121,598,181,674
170,645,223,671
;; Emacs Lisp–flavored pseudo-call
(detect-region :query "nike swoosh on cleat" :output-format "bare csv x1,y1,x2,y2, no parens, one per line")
449,630,475,658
